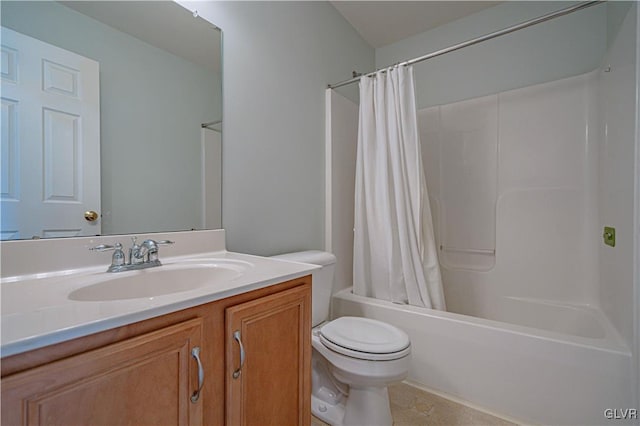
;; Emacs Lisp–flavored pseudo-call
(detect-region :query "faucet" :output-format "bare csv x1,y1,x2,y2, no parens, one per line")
135,239,159,263
90,237,174,272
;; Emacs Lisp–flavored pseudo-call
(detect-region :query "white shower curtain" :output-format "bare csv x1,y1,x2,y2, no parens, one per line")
353,65,445,310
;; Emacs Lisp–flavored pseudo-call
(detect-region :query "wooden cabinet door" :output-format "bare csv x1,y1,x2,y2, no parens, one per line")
226,284,311,426
2,318,204,426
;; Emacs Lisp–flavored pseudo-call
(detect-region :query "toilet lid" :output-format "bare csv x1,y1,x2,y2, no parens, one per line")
319,317,410,361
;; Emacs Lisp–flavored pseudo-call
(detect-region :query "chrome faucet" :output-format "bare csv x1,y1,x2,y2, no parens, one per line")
135,238,159,263
90,237,174,272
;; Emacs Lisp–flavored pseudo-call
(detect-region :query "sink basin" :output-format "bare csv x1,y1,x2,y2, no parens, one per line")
68,259,252,301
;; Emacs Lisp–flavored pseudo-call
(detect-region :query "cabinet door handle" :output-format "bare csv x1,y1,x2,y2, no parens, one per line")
232,330,245,379
190,346,204,403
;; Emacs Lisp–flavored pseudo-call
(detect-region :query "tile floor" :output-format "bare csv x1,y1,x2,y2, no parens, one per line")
311,382,517,426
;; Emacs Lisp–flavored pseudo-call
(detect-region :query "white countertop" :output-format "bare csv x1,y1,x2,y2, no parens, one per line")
1,250,317,357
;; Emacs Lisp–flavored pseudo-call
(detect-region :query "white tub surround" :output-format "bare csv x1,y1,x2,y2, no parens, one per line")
1,230,318,357
419,71,602,305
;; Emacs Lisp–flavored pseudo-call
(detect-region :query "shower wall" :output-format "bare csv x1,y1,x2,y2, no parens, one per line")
325,90,358,297
391,1,636,347
597,1,637,351
419,71,601,317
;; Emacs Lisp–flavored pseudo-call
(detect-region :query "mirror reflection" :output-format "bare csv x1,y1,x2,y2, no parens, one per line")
1,1,222,240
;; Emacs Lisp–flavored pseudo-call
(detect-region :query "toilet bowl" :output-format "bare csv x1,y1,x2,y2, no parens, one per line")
271,251,411,426
312,316,410,425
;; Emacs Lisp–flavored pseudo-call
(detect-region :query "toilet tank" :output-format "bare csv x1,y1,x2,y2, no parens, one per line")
271,250,336,327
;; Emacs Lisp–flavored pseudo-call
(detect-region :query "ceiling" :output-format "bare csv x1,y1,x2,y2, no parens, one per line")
331,1,501,48
60,1,500,69
61,1,221,73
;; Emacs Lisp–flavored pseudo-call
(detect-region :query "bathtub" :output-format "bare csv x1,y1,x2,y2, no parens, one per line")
331,287,634,425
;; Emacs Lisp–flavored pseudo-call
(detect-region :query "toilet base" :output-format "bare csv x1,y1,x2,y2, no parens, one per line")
343,386,393,426
311,387,393,426
312,393,345,426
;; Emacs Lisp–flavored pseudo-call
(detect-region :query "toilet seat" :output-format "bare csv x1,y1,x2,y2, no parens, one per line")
319,317,411,361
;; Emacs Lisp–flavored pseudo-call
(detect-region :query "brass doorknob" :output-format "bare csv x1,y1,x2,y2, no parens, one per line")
84,210,99,222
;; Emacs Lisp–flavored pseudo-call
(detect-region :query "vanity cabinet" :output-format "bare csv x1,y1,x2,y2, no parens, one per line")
226,285,311,425
1,275,311,426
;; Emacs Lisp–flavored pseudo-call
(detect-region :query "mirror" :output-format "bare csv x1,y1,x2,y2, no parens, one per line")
1,1,222,240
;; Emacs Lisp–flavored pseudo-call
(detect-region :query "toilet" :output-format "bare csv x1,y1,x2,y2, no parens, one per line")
272,251,410,426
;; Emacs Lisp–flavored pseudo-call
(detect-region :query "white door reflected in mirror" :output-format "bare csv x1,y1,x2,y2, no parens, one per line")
1,27,101,240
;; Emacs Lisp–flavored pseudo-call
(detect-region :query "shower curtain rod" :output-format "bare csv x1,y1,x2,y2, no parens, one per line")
202,120,222,129
327,0,603,89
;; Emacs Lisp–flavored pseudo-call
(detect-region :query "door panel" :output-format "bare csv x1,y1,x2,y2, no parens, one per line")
1,318,204,426
226,285,311,426
0,26,100,239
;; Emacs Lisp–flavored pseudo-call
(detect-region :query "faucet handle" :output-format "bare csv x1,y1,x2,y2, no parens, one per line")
157,240,175,245
130,236,144,265
89,244,116,252
105,243,127,272
111,243,125,267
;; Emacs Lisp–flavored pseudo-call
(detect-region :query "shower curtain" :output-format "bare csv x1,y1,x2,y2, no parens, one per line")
353,65,445,310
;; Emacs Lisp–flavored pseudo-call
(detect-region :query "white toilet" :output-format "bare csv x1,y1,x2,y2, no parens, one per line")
272,251,410,426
